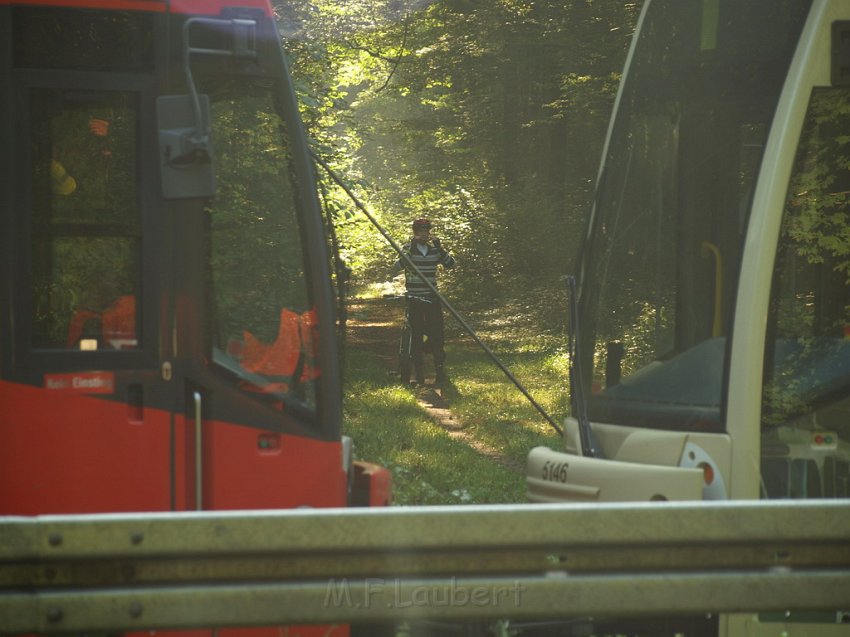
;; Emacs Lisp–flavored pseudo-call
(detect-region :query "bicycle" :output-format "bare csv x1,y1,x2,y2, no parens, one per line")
386,294,432,385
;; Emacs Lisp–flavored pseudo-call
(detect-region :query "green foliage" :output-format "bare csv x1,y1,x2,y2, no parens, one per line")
280,0,641,330
784,89,850,283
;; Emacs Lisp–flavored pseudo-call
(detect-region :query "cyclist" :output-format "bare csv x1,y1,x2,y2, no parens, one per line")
391,218,456,384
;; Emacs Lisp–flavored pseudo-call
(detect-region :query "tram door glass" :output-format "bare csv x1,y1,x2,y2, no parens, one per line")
205,86,318,411
29,88,141,351
760,87,850,499
579,0,811,431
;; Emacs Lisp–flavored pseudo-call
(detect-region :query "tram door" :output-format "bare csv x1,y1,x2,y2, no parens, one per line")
1,22,176,514
163,64,348,513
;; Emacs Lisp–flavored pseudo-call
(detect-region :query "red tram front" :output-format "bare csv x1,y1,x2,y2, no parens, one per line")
0,0,387,533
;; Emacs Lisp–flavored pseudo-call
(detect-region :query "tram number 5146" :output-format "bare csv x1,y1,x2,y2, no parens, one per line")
541,461,569,483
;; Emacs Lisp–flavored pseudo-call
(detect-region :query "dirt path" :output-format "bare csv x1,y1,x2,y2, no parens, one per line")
346,297,524,475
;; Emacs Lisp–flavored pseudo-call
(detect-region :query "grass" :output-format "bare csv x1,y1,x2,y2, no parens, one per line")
342,298,570,506
445,341,566,464
343,348,526,505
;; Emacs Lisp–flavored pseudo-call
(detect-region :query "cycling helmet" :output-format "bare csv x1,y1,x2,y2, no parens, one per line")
412,218,432,231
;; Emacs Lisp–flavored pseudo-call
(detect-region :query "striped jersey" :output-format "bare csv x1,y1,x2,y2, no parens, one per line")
392,240,456,297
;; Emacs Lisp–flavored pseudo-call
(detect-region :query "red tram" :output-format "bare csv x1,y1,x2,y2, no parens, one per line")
0,0,387,545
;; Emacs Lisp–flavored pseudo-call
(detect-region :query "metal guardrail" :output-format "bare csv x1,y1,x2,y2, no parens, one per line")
1,500,849,633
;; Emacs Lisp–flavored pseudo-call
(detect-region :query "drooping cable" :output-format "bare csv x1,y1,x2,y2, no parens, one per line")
312,150,563,436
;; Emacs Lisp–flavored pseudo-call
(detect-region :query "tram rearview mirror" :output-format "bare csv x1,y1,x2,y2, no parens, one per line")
157,94,216,199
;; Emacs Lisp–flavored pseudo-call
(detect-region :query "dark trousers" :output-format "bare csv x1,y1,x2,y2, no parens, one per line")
408,296,445,375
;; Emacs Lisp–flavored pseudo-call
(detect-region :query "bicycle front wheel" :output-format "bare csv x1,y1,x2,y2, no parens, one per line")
398,324,412,384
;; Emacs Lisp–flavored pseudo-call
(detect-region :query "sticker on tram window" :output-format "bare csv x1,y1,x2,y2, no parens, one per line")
44,372,115,394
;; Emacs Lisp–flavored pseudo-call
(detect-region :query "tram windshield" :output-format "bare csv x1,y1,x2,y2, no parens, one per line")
200,64,321,410
577,0,812,432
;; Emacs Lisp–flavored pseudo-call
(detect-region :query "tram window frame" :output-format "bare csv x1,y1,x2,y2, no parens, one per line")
12,71,160,373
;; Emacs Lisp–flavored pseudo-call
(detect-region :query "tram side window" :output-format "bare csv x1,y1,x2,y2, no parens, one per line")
205,86,318,411
761,87,850,498
29,89,140,351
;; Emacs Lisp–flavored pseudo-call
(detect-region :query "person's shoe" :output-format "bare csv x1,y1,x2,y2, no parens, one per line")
435,368,448,384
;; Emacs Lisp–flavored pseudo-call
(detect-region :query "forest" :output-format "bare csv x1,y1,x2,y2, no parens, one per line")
279,0,643,331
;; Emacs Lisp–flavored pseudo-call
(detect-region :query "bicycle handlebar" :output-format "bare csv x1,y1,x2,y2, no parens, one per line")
382,293,433,303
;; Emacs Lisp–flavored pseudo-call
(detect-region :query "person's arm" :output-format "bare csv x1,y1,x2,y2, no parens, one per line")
390,243,410,276
432,238,456,269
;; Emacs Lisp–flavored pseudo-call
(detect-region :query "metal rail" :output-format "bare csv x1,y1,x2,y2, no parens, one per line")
1,500,849,632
